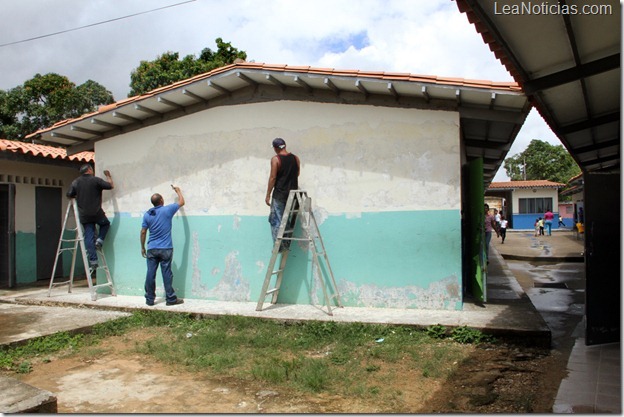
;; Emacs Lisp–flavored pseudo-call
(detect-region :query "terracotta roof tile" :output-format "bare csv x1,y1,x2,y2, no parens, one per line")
489,180,565,189
0,139,93,163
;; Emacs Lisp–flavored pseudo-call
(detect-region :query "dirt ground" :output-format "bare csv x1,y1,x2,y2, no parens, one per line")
14,326,568,413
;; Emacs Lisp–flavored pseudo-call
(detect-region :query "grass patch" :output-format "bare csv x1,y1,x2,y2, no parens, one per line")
0,311,496,405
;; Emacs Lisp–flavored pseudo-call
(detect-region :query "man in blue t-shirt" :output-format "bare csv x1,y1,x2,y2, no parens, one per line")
140,186,185,306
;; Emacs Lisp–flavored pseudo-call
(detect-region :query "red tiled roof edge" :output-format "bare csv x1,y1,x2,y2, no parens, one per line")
489,180,566,189
0,139,94,163
27,62,522,138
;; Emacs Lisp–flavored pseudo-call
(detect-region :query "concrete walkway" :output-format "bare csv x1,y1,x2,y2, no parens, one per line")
494,229,621,414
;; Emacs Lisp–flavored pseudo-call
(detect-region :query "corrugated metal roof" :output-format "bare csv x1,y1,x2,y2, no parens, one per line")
0,139,93,163
456,0,620,175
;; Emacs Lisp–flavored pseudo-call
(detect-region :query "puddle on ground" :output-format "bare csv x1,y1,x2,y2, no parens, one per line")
507,260,585,348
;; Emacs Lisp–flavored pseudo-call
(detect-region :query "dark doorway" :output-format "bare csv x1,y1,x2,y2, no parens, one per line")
0,184,16,288
584,173,620,345
36,187,63,280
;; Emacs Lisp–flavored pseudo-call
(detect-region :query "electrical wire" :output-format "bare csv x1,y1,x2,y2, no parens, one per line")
0,0,196,48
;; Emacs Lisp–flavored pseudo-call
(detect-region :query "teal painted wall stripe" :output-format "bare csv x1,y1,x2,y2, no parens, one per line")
15,232,36,285
103,210,462,310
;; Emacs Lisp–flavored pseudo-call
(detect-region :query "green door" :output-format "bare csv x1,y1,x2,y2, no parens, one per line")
467,158,485,302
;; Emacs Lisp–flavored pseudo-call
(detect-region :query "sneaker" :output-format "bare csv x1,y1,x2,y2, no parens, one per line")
146,300,155,306
95,238,104,250
166,298,184,306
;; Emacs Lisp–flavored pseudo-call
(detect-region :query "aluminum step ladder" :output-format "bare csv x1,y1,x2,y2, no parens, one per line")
48,198,116,301
257,190,342,315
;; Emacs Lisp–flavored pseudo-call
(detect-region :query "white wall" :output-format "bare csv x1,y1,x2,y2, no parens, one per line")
96,100,461,217
513,187,559,213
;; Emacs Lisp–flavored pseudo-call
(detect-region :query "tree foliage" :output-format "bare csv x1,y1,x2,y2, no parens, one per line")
128,38,247,97
504,139,581,184
0,73,114,141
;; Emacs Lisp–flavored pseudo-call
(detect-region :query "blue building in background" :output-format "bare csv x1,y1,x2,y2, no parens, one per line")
486,180,565,230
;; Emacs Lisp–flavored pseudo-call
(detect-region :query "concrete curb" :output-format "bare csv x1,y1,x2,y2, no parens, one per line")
501,254,585,263
1,376,57,413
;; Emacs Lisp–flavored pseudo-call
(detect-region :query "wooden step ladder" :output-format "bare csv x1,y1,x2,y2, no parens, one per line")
257,190,342,315
48,198,116,301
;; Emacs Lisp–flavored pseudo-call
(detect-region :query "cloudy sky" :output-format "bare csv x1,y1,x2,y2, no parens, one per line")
0,0,562,181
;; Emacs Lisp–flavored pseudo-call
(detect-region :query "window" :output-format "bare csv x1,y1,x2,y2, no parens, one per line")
519,197,553,214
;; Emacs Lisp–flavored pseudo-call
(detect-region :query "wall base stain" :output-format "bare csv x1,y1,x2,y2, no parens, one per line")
338,275,461,310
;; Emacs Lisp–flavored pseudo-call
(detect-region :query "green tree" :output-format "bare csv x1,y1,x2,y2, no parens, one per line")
0,73,114,141
504,139,581,184
128,38,247,97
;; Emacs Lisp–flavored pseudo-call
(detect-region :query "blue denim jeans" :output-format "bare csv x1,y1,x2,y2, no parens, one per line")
268,198,287,242
485,231,492,260
268,198,298,251
544,220,552,236
145,248,177,304
82,215,110,265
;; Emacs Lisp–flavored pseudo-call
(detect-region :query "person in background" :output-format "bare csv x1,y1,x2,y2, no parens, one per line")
140,186,185,307
494,209,501,231
578,207,584,223
558,215,566,227
499,215,508,244
484,203,499,263
544,209,554,236
534,218,540,237
538,217,544,235
66,164,114,272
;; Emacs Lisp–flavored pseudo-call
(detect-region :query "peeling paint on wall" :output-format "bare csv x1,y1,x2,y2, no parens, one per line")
190,231,206,296
93,100,464,310
338,275,461,310
97,101,460,217
232,215,241,230
189,233,250,301
211,251,250,301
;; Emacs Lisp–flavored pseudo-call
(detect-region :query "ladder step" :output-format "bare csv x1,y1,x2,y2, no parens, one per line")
50,280,72,287
57,248,76,253
92,283,114,289
265,288,279,295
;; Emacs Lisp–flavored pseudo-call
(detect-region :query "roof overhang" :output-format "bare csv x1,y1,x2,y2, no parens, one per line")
0,138,93,165
457,0,621,174
28,63,531,184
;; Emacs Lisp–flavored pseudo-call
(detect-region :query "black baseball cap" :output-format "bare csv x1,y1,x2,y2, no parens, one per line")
272,138,286,149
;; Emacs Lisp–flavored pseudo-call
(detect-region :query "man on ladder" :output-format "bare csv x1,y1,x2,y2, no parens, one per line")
265,137,300,251
66,164,114,271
